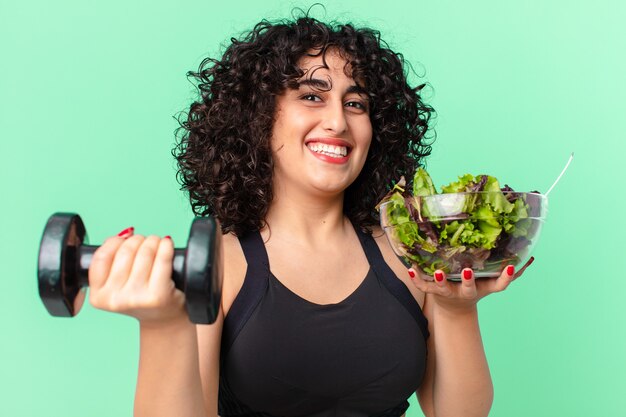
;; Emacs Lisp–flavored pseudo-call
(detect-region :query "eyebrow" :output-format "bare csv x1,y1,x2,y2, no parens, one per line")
297,78,368,96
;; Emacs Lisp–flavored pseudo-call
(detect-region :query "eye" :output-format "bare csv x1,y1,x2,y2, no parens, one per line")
300,94,322,102
345,100,368,112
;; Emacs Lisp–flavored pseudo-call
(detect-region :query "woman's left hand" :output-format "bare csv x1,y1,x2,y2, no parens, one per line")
408,257,535,313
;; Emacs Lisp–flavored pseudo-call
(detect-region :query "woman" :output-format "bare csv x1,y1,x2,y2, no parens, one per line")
88,15,527,417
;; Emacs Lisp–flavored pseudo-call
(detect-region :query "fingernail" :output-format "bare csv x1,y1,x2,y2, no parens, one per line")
117,227,134,238
164,235,172,240
506,265,515,276
434,271,444,282
408,269,416,278
462,269,473,280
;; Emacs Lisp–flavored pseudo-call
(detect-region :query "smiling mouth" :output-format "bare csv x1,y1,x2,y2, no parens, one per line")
306,142,350,158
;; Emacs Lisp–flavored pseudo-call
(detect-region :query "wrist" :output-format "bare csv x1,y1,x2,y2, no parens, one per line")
433,298,479,319
139,313,193,333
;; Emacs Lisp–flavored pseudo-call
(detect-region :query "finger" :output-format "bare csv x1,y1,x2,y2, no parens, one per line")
106,234,145,289
126,235,161,287
514,256,535,279
432,270,454,297
89,227,135,290
148,236,175,291
482,264,515,294
460,268,478,299
409,267,431,282
407,268,436,293
408,268,452,297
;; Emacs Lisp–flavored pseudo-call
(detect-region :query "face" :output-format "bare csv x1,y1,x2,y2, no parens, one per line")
270,50,373,199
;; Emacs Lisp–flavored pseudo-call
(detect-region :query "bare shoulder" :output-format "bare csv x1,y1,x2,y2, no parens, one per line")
195,232,246,334
195,231,245,338
368,225,425,308
219,232,248,317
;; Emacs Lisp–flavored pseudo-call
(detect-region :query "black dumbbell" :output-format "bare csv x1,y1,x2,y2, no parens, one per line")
38,213,222,324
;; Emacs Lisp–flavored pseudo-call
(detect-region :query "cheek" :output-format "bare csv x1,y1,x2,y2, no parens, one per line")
355,123,373,170
271,109,312,147
356,120,373,151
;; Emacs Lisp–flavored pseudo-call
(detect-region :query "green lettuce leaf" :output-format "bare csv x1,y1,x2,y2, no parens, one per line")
413,167,436,197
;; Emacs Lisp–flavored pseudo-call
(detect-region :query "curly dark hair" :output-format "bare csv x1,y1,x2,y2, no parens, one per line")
172,14,435,236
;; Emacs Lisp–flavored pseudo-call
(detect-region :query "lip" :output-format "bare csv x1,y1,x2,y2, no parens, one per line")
304,137,352,165
304,137,353,150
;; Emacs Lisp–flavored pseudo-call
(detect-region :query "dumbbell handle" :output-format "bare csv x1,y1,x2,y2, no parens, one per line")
75,245,187,290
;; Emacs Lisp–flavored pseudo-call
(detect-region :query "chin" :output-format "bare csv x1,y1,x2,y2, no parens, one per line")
309,178,354,197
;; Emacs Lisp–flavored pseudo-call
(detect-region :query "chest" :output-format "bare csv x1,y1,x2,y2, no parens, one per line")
222,268,427,416
265,238,370,305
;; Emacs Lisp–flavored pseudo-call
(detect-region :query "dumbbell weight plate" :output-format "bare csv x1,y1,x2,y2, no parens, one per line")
184,216,222,324
38,213,88,317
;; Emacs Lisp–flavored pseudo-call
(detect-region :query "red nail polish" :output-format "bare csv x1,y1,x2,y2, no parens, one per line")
462,269,473,280
434,271,444,282
408,270,416,278
117,227,134,238
506,265,515,276
164,235,172,240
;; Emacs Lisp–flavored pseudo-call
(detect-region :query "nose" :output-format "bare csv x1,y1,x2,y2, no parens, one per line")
321,100,347,135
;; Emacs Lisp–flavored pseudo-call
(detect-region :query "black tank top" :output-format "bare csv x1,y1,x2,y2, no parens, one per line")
218,225,429,417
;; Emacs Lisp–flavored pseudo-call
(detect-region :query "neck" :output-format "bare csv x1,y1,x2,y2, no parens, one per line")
263,181,351,247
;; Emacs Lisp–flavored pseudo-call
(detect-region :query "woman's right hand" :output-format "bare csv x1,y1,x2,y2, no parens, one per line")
88,227,187,325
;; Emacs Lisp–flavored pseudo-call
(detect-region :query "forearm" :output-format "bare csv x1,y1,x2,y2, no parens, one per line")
431,304,493,417
134,317,208,417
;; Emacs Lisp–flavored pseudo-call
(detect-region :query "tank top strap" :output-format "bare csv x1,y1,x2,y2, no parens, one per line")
354,226,430,340
221,230,270,361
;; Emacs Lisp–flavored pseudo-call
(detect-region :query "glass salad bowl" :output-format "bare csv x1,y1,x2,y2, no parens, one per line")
379,191,547,280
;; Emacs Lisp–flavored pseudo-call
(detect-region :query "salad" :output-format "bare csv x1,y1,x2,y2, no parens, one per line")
377,168,543,276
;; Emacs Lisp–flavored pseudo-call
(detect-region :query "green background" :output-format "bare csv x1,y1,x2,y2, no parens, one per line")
1,0,624,416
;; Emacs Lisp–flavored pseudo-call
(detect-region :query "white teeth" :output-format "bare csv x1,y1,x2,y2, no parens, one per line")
307,142,348,157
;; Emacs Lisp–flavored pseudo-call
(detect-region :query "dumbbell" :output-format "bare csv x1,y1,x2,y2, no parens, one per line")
38,213,222,324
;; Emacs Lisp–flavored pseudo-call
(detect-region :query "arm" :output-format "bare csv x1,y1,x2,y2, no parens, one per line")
135,317,216,417
88,231,221,417
197,232,247,417
416,293,493,417
196,308,224,417
137,231,236,417
414,266,526,417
